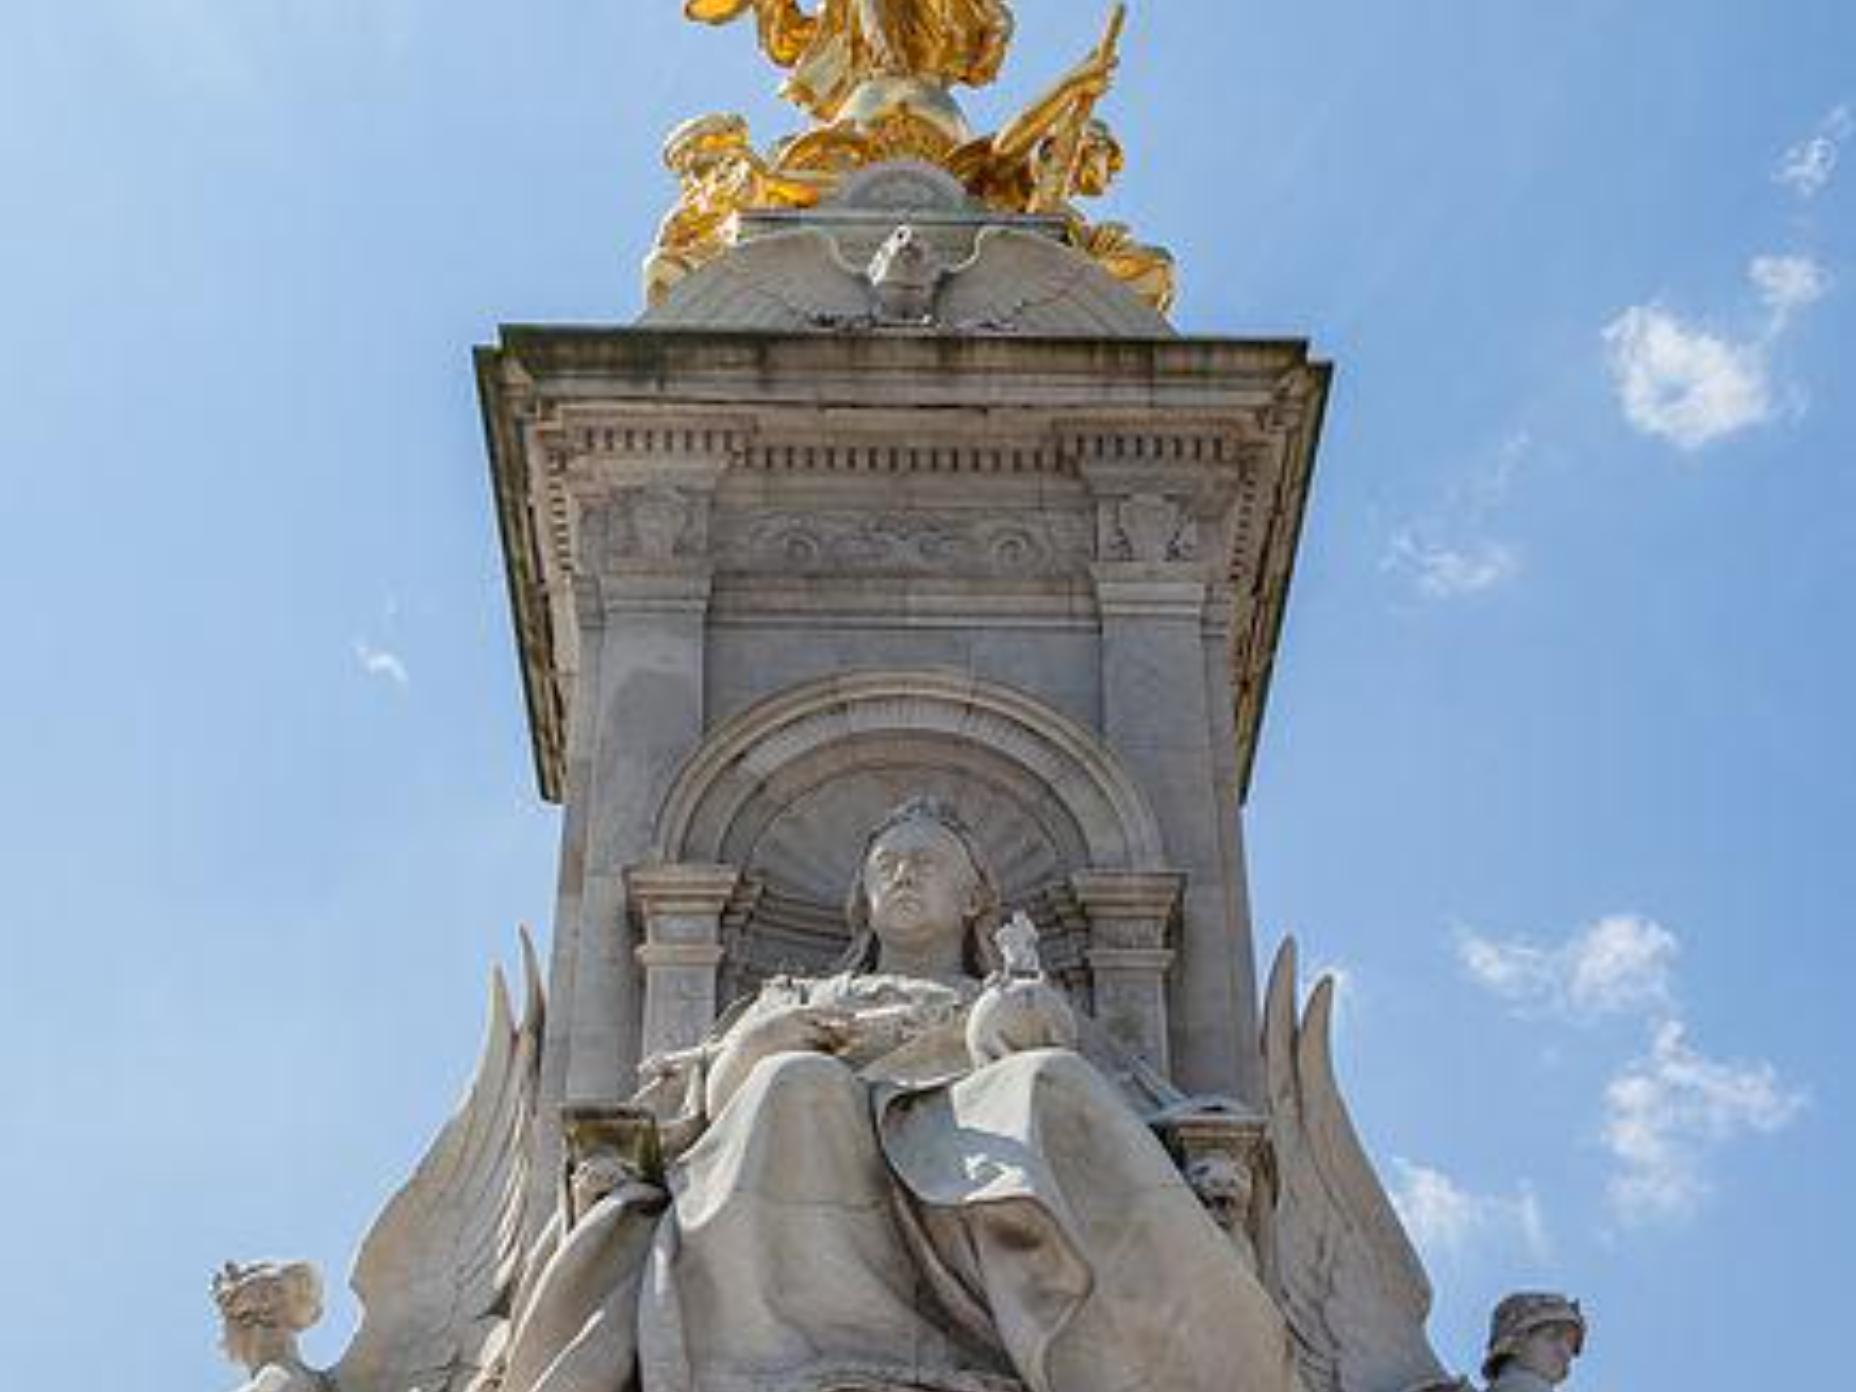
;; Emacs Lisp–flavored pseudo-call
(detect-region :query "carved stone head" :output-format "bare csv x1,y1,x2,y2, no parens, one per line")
1483,1292,1586,1384
212,1261,322,1369
840,797,1003,977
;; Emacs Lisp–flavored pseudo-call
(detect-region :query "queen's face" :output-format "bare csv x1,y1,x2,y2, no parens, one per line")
862,818,979,957
1513,1322,1581,1383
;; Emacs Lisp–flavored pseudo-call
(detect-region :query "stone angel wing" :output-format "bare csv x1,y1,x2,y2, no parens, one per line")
937,226,1172,336
330,933,547,1392
639,227,874,331
1262,939,1450,1392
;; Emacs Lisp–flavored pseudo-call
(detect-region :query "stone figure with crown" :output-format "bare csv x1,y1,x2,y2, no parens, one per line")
213,800,1589,1392
213,4,1591,1391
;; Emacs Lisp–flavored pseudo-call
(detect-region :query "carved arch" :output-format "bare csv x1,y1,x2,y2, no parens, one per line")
656,670,1168,884
640,670,1180,1054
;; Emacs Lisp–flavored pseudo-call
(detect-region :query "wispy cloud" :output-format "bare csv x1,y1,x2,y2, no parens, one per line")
353,640,410,690
1603,1021,1806,1223
1750,253,1831,323
1459,914,1678,1022
1383,431,1531,602
1461,914,1803,1226
1389,1159,1550,1265
1385,533,1520,600
1774,104,1853,198
1603,254,1829,451
113,0,426,99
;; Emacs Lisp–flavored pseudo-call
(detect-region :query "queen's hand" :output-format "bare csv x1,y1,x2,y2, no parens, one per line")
704,1002,854,1116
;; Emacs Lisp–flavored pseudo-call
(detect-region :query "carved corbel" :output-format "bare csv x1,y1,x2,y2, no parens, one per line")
1163,1111,1273,1278
560,1102,666,1210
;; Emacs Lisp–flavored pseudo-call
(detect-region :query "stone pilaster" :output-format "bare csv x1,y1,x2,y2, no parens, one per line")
560,471,721,1104
1070,870,1184,1073
627,863,742,1064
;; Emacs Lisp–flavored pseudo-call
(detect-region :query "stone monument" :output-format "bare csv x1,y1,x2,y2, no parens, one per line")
215,5,1586,1390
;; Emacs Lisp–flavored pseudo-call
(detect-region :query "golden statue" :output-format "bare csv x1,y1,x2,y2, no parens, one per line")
948,6,1175,312
643,113,834,306
650,0,1176,314
684,0,1013,144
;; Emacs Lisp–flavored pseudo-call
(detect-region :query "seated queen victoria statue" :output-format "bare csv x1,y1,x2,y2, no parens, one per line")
214,801,1471,1392
501,797,1298,1392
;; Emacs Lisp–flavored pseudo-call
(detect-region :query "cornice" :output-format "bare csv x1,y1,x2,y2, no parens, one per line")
477,329,1330,807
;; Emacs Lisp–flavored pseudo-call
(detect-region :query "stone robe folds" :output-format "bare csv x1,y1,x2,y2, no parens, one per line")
507,973,1297,1392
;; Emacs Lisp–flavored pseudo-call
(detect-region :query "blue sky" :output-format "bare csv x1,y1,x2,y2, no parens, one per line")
1,3,1849,1388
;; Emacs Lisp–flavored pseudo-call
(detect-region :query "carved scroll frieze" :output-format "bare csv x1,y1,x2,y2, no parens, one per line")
712,509,1092,577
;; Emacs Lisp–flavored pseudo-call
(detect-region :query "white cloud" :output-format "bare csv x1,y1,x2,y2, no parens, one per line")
1389,1159,1550,1265
1460,914,1678,1022
1384,532,1520,601
1603,1020,1806,1223
1774,104,1853,197
1750,253,1830,322
1464,914,1804,1226
1603,251,1832,450
353,640,411,689
1601,304,1772,451
1384,433,1532,603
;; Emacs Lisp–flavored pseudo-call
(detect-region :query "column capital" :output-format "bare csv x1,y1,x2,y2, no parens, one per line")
1069,869,1186,913
1087,947,1177,974
579,567,715,622
636,942,727,970
628,861,740,1063
627,862,741,924
1088,570,1207,621
1069,870,1185,948
1071,869,1184,1076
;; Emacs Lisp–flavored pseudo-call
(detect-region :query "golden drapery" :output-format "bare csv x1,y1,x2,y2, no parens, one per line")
688,0,1014,120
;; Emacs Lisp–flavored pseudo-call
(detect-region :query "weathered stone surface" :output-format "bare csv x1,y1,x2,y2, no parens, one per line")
477,320,1328,1124
496,799,1298,1392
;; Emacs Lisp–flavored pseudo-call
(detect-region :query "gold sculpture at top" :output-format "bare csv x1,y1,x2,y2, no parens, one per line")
647,0,1176,314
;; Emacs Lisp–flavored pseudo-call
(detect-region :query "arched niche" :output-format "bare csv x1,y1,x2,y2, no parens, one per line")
651,670,1169,985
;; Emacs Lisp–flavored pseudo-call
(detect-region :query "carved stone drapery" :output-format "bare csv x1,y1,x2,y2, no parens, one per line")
628,863,742,1062
1070,871,1183,1073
